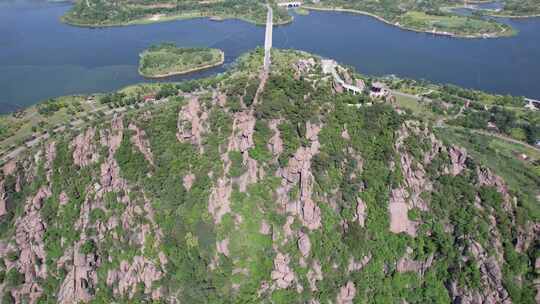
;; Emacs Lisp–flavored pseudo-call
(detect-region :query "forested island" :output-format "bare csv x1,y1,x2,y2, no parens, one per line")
138,44,224,78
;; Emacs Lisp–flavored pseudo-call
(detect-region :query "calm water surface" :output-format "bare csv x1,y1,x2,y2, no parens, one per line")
1,0,540,112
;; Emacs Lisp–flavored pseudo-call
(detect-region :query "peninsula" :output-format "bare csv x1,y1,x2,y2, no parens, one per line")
138,44,224,78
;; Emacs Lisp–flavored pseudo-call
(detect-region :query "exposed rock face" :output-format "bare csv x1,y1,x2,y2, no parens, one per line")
216,238,230,257
354,197,366,227
448,146,467,176
336,281,356,304
57,246,98,304
516,222,540,253
208,178,232,224
535,257,540,304
298,231,311,258
107,256,164,300
389,122,442,237
183,173,196,191
347,254,371,273
341,128,350,140
229,110,261,192
11,186,51,303
3,159,17,176
45,141,56,181
389,188,418,236
177,97,207,151
0,179,6,216
277,122,322,230
128,123,154,166
268,119,283,157
260,220,271,235
476,167,511,203
396,248,433,274
271,252,295,289
72,127,98,167
228,111,255,154
100,115,126,192
450,241,512,304
307,260,323,291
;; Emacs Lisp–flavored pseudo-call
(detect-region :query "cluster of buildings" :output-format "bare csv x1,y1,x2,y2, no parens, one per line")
321,59,391,101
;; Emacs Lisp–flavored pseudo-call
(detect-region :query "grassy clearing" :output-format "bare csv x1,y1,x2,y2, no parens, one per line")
394,93,439,120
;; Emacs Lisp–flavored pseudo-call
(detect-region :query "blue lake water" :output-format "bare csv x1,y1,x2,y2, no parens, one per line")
1,0,540,112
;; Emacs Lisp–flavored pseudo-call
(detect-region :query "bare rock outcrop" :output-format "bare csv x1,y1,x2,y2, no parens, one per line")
208,178,232,224
450,241,512,304
183,173,196,191
336,281,356,304
128,123,154,166
307,260,323,291
396,248,433,275
57,246,98,304
476,167,511,204
298,231,311,258
44,141,56,181
268,119,283,157
228,111,255,153
354,197,366,227
516,222,540,253
0,179,7,216
347,254,371,273
107,256,164,300
177,97,207,151
216,238,230,257
260,220,272,235
72,127,98,167
277,122,322,230
388,188,418,236
448,146,467,176
11,186,51,303
3,159,17,176
100,115,126,193
271,252,295,289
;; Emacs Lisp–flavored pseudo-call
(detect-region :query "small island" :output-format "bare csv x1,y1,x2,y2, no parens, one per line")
138,44,224,78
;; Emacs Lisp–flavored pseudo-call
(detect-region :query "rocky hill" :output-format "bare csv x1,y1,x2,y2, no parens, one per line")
0,49,538,304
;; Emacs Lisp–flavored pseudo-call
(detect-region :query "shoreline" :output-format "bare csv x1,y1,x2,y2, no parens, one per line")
61,11,293,28
303,5,513,39
138,51,225,79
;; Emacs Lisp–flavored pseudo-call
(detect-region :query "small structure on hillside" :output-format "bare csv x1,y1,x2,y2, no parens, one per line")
143,94,156,103
370,82,389,99
277,1,302,7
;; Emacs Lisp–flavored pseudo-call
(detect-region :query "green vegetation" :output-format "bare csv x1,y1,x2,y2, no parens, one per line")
494,0,540,17
63,0,292,27
304,0,514,37
401,11,511,36
139,43,224,78
0,49,537,304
